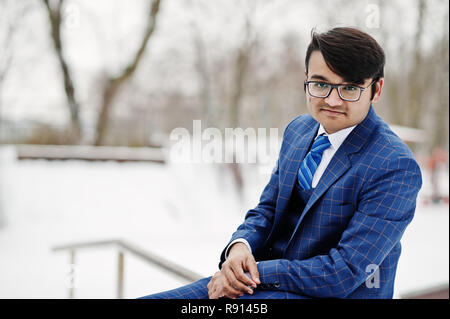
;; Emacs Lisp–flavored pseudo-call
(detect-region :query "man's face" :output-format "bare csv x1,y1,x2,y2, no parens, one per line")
305,51,383,134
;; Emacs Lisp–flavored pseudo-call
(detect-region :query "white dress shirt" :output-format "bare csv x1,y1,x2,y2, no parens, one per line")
225,123,357,259
310,124,356,187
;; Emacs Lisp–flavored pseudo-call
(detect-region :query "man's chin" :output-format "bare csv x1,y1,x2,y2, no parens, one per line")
319,119,346,134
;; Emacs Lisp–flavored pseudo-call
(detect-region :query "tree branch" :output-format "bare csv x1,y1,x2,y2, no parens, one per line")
42,0,81,143
94,0,162,145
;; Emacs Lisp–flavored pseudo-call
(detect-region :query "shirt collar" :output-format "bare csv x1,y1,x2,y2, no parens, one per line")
316,124,357,150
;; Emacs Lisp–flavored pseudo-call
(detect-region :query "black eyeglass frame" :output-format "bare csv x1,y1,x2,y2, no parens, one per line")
304,80,375,102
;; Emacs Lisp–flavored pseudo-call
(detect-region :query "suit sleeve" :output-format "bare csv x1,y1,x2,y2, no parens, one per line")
255,155,422,298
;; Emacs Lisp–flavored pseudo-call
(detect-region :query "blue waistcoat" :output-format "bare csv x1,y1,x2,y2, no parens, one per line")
270,182,313,259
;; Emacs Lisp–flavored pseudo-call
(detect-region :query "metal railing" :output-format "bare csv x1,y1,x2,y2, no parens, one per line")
52,239,203,299
17,144,166,163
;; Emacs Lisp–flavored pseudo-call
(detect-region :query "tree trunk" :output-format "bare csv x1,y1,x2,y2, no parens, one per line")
228,17,257,194
94,0,162,146
407,0,426,129
42,0,81,143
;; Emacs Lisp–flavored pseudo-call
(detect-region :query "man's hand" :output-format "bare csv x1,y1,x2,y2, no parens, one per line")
207,242,260,299
207,271,245,299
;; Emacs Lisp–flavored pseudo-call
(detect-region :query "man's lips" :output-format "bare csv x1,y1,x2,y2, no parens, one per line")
320,108,346,115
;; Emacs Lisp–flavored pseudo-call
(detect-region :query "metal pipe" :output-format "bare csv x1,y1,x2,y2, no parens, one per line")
69,249,76,299
52,239,203,298
117,251,124,299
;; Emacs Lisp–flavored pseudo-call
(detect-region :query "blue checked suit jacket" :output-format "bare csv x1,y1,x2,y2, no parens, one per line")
219,106,422,299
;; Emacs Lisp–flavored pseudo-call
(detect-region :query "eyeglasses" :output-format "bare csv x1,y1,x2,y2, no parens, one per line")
304,80,374,102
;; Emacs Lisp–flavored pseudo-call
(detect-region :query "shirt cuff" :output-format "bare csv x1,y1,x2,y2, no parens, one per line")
225,238,252,259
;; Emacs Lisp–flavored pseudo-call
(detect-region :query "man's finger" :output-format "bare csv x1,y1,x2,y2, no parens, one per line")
222,275,244,298
245,257,261,285
223,284,242,298
233,266,257,290
224,266,252,294
212,287,221,299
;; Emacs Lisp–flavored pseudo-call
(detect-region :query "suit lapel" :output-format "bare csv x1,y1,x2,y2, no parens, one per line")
276,121,319,215
267,120,318,243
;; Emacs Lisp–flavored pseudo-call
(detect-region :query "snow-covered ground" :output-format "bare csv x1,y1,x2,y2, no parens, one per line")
0,146,448,299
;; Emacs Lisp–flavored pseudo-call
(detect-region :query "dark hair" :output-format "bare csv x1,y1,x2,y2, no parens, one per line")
305,27,385,99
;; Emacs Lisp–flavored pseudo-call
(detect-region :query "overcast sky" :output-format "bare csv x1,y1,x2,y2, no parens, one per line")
0,0,447,126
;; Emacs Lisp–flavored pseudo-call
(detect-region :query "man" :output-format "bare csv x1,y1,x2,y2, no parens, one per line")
140,27,422,299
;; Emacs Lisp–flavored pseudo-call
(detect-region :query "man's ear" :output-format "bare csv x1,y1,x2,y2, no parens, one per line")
304,71,308,92
371,78,384,103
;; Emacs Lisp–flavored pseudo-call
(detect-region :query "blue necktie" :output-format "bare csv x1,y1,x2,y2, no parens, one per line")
297,135,331,190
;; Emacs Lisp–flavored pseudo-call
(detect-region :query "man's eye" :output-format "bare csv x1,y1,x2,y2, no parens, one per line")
315,83,329,89
342,85,358,91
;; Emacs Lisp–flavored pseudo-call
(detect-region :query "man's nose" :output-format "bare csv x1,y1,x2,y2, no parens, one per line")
324,87,343,106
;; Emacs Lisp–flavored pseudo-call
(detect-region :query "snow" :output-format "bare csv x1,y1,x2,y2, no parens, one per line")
0,145,448,299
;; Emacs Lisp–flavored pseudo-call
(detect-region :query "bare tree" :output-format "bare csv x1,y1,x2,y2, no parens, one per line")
189,0,260,194
42,0,81,143
0,2,14,126
407,0,427,129
0,1,34,145
41,0,163,146
191,22,214,127
428,4,449,152
0,0,14,86
387,0,426,129
228,17,259,129
227,9,260,194
94,0,162,146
